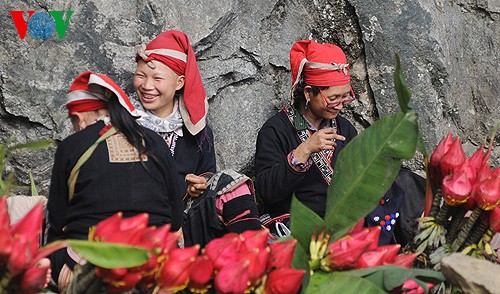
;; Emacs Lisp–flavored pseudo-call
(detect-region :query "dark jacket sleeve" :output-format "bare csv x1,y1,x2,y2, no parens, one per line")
195,125,217,174
255,115,306,207
47,142,71,242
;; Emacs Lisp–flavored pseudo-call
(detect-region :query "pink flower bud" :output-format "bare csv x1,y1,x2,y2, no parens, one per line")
430,131,453,184
489,205,500,232
8,236,32,276
468,143,485,176
392,253,417,268
10,202,43,256
355,250,386,269
268,239,297,270
441,171,472,206
15,264,50,294
324,234,373,270
205,233,243,269
242,229,269,252
349,226,381,251
400,279,435,294
214,260,251,294
157,250,196,292
439,137,467,180
0,196,12,258
474,176,500,211
188,255,214,292
263,267,305,294
105,272,143,294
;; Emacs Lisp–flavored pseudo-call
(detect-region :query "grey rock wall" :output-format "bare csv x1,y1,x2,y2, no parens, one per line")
0,0,498,195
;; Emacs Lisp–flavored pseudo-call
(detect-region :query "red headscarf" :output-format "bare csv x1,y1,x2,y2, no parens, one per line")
290,40,350,88
136,30,207,135
66,71,138,117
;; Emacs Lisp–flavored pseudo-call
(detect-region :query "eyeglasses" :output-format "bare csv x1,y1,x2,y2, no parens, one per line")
319,89,355,107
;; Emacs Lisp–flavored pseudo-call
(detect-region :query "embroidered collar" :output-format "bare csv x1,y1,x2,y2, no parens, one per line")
130,93,184,136
293,108,333,132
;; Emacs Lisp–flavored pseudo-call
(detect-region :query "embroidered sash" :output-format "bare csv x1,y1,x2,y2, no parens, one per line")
283,106,335,185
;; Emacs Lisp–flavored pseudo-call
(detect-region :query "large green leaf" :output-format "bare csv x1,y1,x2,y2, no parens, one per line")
325,111,419,240
9,139,54,151
67,239,150,269
348,265,446,293
304,271,386,294
394,54,413,114
394,53,427,157
290,195,325,253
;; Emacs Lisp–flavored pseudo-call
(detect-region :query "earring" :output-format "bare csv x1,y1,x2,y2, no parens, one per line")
305,99,309,109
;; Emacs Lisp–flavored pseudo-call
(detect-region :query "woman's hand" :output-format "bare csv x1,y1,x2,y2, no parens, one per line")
185,173,208,198
294,128,345,163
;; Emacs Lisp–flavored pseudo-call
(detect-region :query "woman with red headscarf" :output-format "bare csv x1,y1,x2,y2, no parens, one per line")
132,30,216,200
47,71,182,290
255,40,405,244
132,31,261,245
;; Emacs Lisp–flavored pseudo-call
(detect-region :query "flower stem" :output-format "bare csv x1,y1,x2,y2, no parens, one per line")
451,206,483,251
429,189,442,218
446,206,467,243
435,202,450,225
464,220,489,247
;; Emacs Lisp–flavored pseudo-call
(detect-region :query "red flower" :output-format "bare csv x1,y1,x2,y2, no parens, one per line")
157,247,199,292
400,279,435,294
0,196,12,259
263,267,305,294
214,260,251,294
14,263,50,294
242,229,269,252
188,255,214,293
489,205,500,232
323,233,373,270
355,250,386,269
205,233,243,269
267,239,297,270
441,171,471,206
7,236,32,276
349,226,381,251
439,137,467,179
473,175,500,211
468,143,485,176
9,202,43,256
392,253,417,268
105,272,143,294
429,131,453,184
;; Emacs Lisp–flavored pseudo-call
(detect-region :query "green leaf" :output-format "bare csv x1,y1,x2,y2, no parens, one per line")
67,239,150,269
394,53,413,113
29,171,39,196
348,265,446,293
305,271,386,294
325,111,419,240
290,195,325,252
9,139,54,151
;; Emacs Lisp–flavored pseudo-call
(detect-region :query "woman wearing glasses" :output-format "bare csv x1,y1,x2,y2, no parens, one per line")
255,40,405,245
255,39,357,220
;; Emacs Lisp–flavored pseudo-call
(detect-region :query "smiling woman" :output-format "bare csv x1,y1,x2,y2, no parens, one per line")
255,39,405,246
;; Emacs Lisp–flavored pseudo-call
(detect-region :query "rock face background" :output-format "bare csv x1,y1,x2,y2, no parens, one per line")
0,0,498,195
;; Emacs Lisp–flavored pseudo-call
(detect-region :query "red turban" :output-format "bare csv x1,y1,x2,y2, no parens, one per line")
66,71,138,117
290,40,350,88
136,30,207,135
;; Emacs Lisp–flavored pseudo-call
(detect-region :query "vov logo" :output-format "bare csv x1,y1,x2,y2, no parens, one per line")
9,10,74,40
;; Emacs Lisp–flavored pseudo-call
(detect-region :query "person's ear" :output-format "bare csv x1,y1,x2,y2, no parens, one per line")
176,75,186,91
303,85,313,100
71,112,87,132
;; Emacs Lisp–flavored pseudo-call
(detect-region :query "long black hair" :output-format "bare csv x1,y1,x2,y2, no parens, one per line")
106,96,152,158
